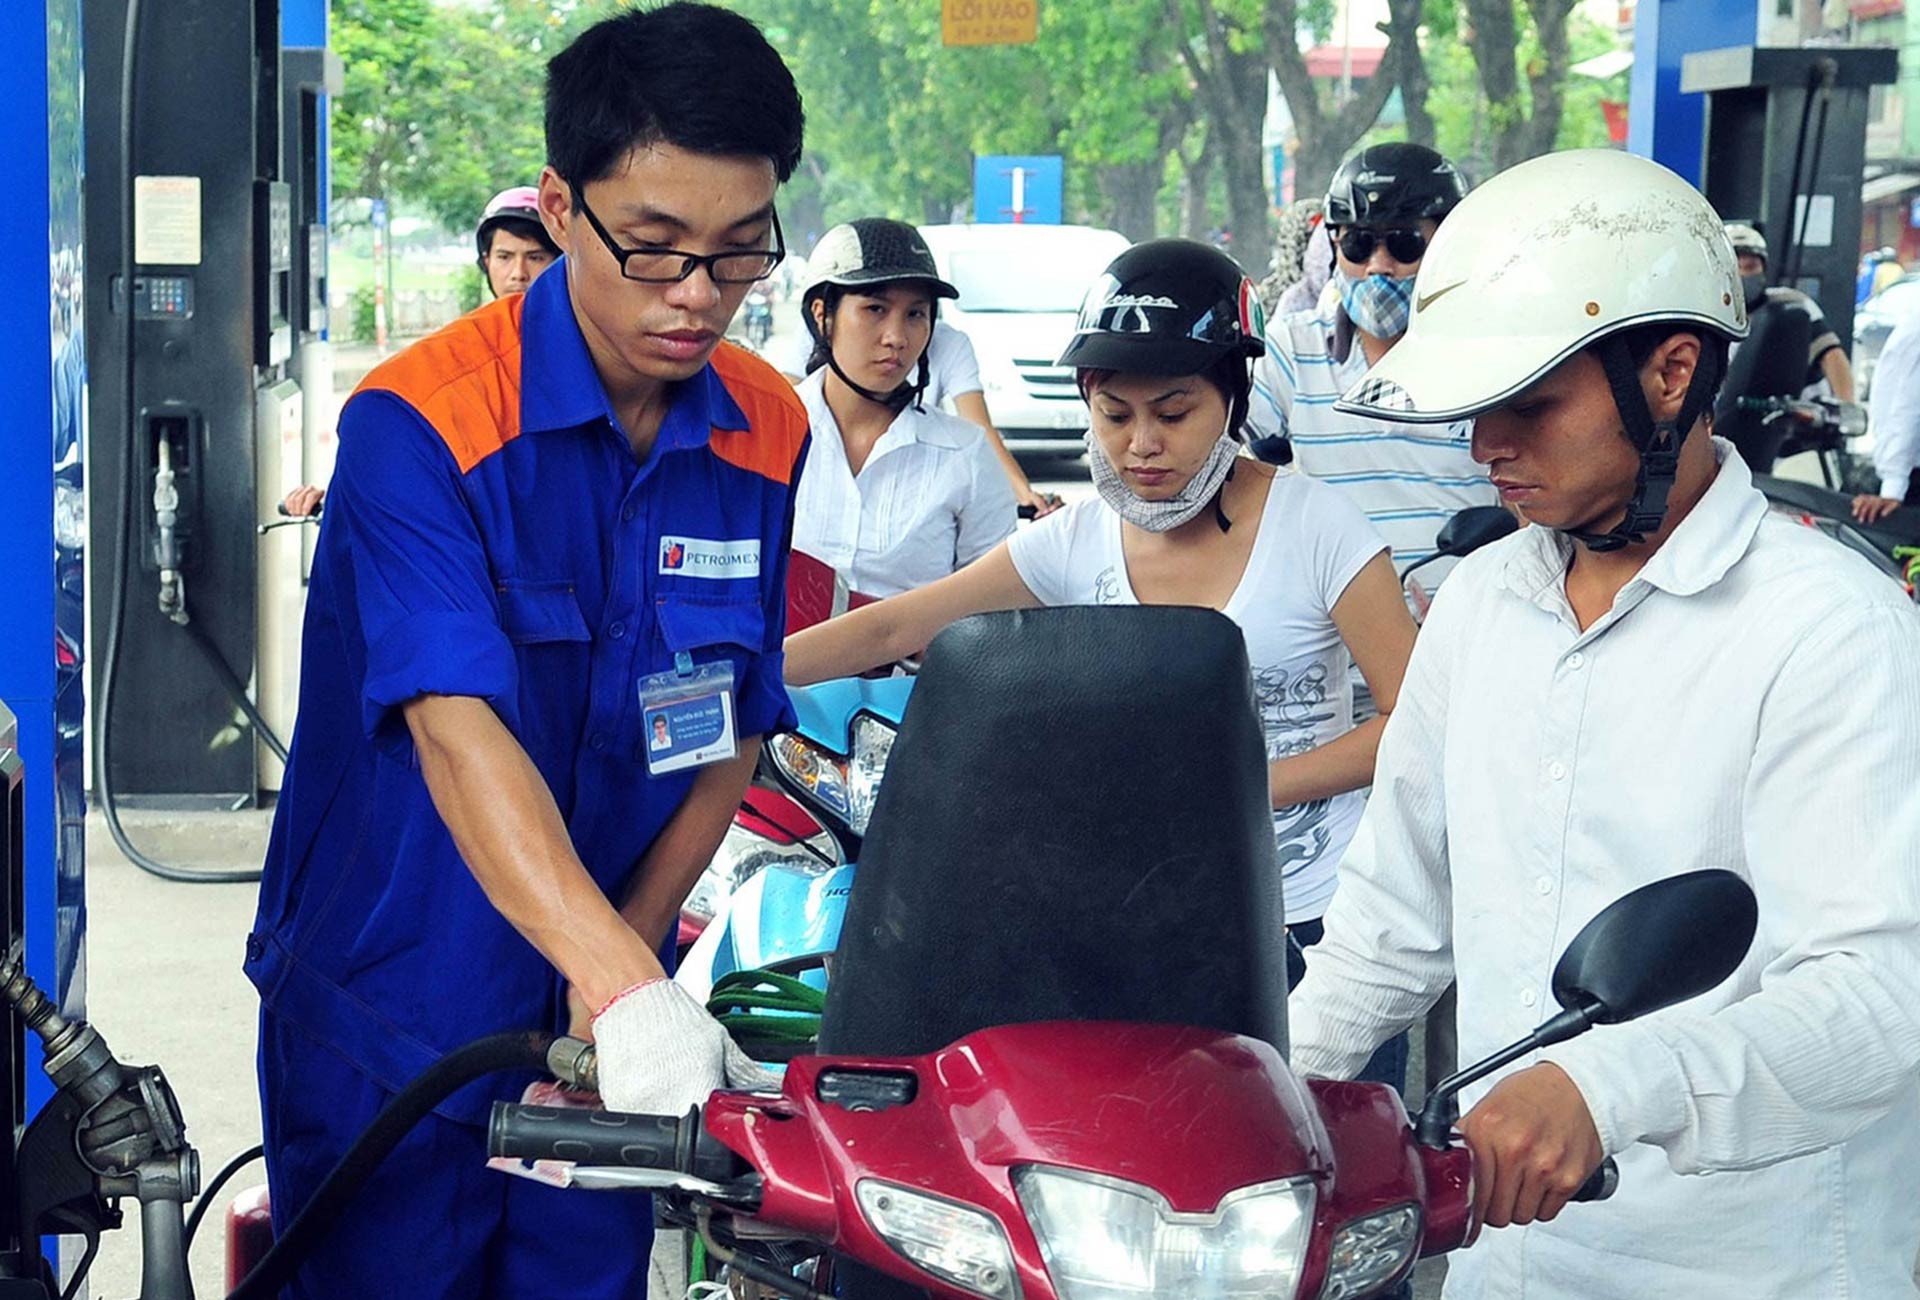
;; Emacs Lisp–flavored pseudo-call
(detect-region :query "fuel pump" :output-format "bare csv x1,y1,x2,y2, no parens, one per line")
1683,45,1898,351
82,0,328,825
83,0,334,879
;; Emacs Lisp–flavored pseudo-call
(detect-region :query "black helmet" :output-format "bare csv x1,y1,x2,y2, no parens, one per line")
1324,144,1468,228
1057,239,1266,376
1058,239,1266,442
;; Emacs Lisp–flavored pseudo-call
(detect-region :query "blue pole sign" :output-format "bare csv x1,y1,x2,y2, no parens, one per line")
973,155,1064,224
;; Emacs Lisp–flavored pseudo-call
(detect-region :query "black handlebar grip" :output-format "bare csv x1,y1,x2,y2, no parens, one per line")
487,1103,743,1182
1571,1157,1618,1203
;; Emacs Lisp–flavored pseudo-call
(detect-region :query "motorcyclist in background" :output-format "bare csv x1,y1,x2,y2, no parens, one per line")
475,184,562,298
789,219,1018,602
1244,144,1500,599
1724,222,1855,401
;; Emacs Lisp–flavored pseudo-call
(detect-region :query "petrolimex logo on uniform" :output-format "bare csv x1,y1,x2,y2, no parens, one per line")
659,536,761,579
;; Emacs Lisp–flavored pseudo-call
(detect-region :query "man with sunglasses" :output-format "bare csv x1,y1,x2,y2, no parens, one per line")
244,6,804,1295
1247,144,1499,598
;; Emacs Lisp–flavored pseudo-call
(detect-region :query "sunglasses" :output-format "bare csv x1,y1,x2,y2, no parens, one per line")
1334,227,1429,266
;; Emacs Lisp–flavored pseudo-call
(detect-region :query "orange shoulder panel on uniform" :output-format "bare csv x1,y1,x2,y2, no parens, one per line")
353,294,527,474
708,343,810,486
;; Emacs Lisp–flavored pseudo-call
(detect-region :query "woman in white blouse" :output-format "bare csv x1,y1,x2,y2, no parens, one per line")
789,219,1018,601
785,241,1419,1066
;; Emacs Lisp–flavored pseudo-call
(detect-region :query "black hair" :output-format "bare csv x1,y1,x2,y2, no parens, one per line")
804,283,936,413
1075,353,1253,440
479,215,561,261
545,3,804,188
1608,322,1731,404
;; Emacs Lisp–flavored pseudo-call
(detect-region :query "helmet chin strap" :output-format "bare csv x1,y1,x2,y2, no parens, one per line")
1567,335,1722,554
822,350,929,414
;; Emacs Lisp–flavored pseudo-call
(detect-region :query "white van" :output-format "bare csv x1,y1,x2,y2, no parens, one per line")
918,223,1133,457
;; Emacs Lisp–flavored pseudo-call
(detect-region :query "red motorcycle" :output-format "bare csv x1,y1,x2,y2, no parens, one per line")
489,607,1758,1300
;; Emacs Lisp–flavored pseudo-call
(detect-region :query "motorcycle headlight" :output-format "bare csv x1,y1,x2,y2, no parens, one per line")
1014,1166,1315,1300
857,1179,1019,1300
1320,1205,1420,1300
846,715,897,836
680,817,838,923
771,733,853,824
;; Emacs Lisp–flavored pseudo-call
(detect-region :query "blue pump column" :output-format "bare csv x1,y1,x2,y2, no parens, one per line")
1628,0,1760,179
0,0,89,1097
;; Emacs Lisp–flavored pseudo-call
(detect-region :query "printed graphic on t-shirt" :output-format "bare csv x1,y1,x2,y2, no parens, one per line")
1254,662,1339,877
1254,662,1336,744
1273,798,1334,876
1091,565,1124,606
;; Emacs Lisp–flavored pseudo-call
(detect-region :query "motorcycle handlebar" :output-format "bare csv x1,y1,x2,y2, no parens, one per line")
487,1102,745,1183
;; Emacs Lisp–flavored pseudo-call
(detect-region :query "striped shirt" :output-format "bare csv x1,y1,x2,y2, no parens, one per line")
1248,305,1497,586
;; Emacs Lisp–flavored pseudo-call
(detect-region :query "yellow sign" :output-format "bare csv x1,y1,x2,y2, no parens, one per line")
942,0,1038,46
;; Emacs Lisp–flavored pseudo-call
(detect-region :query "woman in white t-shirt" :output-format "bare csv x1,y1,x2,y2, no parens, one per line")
789,219,1017,600
786,239,1417,946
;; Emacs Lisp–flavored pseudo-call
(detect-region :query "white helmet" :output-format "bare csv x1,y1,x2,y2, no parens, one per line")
1724,221,1768,265
1340,149,1746,426
1338,149,1748,551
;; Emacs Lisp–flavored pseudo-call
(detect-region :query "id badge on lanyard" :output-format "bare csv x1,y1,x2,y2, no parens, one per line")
638,651,739,777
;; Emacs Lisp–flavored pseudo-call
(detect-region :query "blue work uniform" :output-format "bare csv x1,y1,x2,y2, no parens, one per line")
245,264,807,1297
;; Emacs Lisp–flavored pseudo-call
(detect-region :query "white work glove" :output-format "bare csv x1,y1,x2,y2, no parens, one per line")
591,977,780,1115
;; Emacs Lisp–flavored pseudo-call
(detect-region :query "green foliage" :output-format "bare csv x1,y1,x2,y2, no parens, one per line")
1419,6,1623,177
456,265,488,317
325,0,1623,247
348,283,378,343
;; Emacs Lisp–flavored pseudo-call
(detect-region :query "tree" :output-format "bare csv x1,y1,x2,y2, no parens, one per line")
1418,0,1620,178
1459,0,1581,168
330,0,445,209
1038,4,1193,240
1259,0,1413,200
1167,0,1274,261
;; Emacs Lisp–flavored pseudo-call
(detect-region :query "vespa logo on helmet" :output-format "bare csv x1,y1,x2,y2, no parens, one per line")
1083,292,1180,336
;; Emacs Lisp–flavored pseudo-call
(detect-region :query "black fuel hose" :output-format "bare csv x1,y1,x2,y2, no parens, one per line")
98,0,281,885
226,1031,553,1300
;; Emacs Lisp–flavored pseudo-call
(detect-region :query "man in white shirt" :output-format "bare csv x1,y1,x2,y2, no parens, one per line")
1246,144,1498,586
1855,309,1920,523
1302,148,1920,1298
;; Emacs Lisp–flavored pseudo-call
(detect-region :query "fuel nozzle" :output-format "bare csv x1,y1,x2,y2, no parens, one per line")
152,438,187,625
0,940,125,1110
546,1036,599,1093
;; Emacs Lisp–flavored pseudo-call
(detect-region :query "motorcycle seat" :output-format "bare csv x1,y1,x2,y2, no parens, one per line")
818,606,1289,1060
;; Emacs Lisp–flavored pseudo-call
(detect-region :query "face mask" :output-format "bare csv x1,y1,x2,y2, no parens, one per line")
1742,273,1768,311
1087,427,1240,533
1338,270,1415,341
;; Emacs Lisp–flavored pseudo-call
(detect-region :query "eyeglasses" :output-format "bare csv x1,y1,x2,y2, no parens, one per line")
572,185,787,285
1334,226,1429,266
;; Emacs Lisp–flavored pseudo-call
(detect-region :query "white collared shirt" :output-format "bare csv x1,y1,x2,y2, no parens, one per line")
1247,305,1498,585
1291,441,1920,1298
1869,312,1920,498
793,370,1016,599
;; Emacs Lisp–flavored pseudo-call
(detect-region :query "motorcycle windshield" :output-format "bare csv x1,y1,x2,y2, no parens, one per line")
818,606,1290,1060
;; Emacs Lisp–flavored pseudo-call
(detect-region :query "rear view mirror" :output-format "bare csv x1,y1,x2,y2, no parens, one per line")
1551,869,1757,1024
1417,868,1757,1148
1434,506,1519,559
